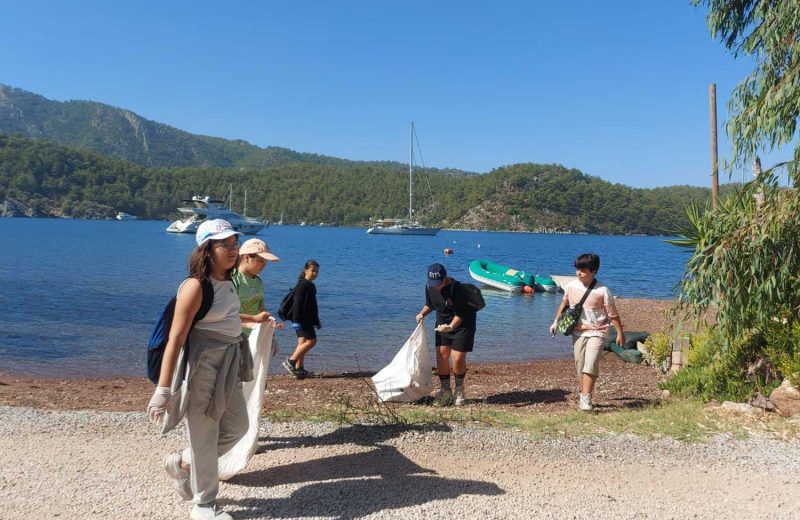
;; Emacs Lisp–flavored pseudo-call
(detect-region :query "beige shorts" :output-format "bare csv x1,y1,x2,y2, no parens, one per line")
573,335,604,377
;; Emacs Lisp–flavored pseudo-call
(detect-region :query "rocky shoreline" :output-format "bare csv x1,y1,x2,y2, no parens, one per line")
1,196,115,219
0,298,675,415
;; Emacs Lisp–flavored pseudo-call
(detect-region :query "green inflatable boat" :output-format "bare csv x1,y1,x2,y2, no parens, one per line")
468,259,559,293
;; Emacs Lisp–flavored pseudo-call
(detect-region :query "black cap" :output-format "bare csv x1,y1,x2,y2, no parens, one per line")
427,263,447,287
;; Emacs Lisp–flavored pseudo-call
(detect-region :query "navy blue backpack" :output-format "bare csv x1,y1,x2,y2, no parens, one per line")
147,278,214,384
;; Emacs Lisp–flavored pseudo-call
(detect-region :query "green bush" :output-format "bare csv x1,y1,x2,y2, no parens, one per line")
687,331,714,367
762,321,800,388
643,333,671,370
662,328,792,401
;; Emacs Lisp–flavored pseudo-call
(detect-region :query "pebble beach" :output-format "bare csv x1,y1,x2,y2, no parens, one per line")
3,405,800,519
6,297,796,519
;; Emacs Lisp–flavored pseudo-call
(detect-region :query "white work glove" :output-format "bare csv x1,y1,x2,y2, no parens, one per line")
147,386,171,425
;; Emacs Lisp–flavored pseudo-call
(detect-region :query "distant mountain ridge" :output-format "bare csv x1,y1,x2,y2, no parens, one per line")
0,83,473,174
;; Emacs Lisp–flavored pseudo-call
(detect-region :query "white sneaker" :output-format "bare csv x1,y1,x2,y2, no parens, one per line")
190,502,233,520
432,388,453,407
164,452,192,500
453,387,466,406
579,393,593,412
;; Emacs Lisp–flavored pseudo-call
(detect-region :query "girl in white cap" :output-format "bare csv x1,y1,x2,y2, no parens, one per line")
147,219,252,520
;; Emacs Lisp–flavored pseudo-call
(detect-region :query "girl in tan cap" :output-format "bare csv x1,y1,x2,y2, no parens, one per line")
233,238,283,336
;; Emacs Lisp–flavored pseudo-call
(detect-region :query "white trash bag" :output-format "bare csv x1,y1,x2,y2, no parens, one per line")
372,322,433,403
218,322,274,481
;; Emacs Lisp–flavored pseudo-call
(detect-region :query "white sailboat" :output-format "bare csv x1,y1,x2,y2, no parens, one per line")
367,123,440,236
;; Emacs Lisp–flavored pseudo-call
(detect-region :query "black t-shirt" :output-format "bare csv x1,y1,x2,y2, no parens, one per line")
424,280,477,334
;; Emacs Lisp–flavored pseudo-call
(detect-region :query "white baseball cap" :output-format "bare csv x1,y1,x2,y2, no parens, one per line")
195,219,242,246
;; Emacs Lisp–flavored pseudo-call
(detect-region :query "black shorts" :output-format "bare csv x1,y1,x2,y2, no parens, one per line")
295,326,317,340
435,328,475,352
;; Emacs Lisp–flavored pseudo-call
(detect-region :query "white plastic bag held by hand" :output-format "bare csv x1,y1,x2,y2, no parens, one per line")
372,323,433,403
218,323,274,480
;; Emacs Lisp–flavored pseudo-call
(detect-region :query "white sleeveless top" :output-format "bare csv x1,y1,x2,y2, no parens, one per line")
193,278,242,337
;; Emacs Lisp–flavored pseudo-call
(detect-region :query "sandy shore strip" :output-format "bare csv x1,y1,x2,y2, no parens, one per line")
3,405,800,519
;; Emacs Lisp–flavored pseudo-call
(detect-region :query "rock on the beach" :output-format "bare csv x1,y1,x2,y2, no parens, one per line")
747,392,775,412
770,379,800,418
721,401,760,415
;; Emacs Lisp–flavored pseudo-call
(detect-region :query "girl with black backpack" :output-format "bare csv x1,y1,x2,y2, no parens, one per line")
281,259,321,378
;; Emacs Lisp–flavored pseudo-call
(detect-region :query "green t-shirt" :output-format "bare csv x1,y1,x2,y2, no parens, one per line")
232,269,265,337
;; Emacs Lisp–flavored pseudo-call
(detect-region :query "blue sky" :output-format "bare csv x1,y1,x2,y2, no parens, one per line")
0,1,786,187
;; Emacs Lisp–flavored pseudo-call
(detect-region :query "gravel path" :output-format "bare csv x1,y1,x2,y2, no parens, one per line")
3,405,799,519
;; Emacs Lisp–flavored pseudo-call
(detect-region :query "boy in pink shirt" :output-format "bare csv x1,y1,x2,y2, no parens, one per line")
550,253,625,411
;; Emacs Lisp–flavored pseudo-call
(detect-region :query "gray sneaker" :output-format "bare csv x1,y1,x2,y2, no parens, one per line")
579,393,593,412
282,358,301,378
190,502,233,520
295,367,313,378
432,388,453,407
453,387,466,406
164,452,191,500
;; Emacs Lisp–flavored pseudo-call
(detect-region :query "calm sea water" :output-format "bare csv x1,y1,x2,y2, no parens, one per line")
0,219,687,378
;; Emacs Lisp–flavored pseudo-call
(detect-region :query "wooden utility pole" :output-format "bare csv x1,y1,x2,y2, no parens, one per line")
710,83,719,210
754,157,764,207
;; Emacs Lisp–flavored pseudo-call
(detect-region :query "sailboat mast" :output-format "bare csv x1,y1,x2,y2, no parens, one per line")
409,122,414,221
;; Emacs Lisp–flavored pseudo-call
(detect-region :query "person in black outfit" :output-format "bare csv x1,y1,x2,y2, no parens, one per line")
282,259,321,378
415,263,476,406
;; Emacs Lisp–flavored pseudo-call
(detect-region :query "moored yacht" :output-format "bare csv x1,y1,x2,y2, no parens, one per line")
367,218,439,235
367,123,440,236
166,195,268,235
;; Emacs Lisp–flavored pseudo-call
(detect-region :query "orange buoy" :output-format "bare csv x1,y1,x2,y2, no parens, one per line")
522,285,535,295
443,248,454,255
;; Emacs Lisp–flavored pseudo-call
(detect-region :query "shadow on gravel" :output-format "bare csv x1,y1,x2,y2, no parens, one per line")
256,423,451,453
311,371,377,379
484,388,569,407
594,397,660,411
227,445,504,519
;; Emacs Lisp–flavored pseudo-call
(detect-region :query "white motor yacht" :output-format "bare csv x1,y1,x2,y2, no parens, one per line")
166,195,268,235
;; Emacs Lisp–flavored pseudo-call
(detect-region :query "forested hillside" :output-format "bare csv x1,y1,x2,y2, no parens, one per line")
0,133,724,234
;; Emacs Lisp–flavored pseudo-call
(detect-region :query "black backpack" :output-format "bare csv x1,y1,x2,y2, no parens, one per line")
146,278,214,384
460,282,486,311
277,286,296,321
